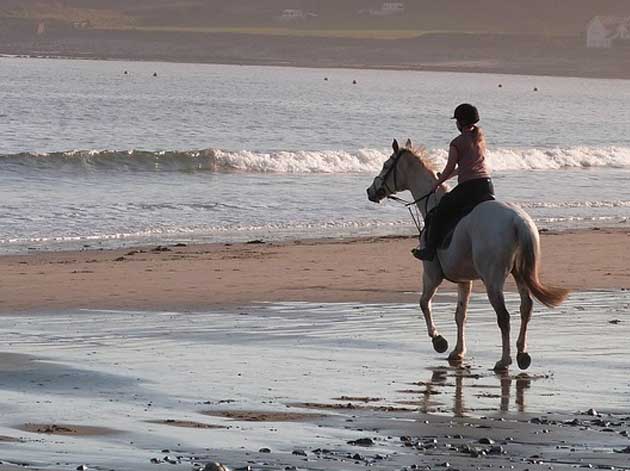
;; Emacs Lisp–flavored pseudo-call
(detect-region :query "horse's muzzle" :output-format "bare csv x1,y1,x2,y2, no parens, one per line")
366,187,384,203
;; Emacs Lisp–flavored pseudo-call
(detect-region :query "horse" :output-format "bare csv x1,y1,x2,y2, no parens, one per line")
366,139,569,371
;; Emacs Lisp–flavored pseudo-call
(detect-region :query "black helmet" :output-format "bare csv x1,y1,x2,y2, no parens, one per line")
452,103,480,126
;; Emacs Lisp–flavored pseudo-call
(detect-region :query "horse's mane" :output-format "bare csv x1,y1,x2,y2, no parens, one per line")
402,144,440,176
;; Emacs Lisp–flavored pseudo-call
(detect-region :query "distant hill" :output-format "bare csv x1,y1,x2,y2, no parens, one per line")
2,1,630,79
3,1,630,34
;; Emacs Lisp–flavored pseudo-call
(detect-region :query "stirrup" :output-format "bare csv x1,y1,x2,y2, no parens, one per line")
411,247,435,261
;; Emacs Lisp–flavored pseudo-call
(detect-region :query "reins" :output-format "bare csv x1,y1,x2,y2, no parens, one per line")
387,189,435,233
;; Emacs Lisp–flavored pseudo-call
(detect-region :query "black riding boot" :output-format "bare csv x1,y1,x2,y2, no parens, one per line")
412,211,438,261
412,245,436,261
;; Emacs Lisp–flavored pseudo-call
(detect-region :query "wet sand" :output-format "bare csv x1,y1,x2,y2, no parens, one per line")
0,294,628,470
0,229,628,469
1,227,629,314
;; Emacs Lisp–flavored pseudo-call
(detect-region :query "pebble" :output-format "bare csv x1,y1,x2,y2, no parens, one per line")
292,449,307,456
203,464,231,471
347,437,374,446
479,437,495,445
586,408,598,416
469,448,484,458
258,447,271,453
76,466,88,471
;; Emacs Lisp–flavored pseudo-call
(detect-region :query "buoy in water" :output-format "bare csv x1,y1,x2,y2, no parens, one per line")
533,87,538,92
352,79,357,85
498,83,503,88
153,72,158,77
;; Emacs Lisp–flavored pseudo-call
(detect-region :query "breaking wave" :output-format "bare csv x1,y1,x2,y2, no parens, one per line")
1,146,630,174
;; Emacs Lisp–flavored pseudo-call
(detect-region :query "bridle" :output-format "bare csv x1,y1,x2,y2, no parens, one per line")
376,148,437,233
374,149,404,198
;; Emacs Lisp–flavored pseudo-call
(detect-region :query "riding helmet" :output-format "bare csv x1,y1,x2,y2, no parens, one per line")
452,103,480,126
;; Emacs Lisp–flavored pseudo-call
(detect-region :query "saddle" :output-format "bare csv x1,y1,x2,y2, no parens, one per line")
426,195,495,250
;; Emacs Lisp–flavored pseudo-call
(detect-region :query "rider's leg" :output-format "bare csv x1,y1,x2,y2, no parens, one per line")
414,189,459,260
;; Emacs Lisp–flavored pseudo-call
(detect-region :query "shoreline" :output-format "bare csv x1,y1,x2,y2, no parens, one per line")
1,227,628,315
3,51,630,81
2,28,630,81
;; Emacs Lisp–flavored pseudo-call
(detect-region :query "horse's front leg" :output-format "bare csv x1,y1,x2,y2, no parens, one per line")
448,281,472,364
419,265,447,353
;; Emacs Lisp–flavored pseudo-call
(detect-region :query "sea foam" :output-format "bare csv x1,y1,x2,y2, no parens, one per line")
1,146,630,174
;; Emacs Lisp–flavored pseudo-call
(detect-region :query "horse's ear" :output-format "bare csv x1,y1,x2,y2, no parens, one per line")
405,138,412,149
392,139,399,153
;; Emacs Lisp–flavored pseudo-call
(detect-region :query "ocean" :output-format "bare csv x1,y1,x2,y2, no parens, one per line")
2,57,630,253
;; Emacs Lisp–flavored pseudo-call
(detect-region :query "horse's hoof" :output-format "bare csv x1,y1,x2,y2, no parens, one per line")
432,335,449,353
493,358,512,371
517,352,532,370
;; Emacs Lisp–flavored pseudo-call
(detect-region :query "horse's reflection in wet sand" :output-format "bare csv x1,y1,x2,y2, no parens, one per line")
408,365,533,417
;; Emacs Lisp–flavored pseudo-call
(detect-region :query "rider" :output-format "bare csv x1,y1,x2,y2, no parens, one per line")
413,103,494,261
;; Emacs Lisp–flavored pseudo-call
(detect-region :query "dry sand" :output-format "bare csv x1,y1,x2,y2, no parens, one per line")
0,227,629,314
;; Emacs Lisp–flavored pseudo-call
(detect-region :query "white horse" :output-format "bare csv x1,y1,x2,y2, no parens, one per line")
366,140,569,370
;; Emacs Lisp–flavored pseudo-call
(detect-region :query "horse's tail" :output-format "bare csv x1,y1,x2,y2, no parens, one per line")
513,216,570,308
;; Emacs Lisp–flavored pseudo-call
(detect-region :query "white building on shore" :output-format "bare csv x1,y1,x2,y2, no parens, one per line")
586,16,630,48
360,2,405,17
276,9,317,22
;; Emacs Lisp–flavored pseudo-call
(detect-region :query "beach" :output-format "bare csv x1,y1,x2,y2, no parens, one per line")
0,238,628,469
1,56,630,469
1,228,629,314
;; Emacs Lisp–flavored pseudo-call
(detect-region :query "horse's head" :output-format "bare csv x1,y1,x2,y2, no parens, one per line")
366,139,436,203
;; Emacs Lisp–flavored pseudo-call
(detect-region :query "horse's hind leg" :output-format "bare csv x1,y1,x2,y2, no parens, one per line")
449,281,472,364
514,275,533,369
419,270,447,353
485,281,512,371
